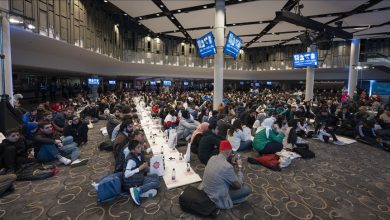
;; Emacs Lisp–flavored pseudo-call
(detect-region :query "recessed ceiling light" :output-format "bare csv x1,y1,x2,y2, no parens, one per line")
233,23,236,26
156,14,160,16
139,17,142,20
10,17,23,24
203,5,207,8
160,5,164,8
178,9,181,12
238,0,243,2
124,13,127,16
27,24,35,29
104,0,107,2
171,16,174,19
138,23,141,25
179,25,181,28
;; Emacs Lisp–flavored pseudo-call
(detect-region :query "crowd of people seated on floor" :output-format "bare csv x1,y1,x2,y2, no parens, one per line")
1,86,389,213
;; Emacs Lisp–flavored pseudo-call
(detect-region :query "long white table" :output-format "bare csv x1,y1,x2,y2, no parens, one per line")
135,99,202,190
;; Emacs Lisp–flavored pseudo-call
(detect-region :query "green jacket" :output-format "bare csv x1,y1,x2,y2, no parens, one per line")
253,128,285,151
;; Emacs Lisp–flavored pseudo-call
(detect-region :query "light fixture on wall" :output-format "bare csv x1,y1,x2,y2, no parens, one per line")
9,17,23,24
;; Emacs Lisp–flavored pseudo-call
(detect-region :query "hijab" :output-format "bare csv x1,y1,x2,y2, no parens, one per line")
261,117,275,139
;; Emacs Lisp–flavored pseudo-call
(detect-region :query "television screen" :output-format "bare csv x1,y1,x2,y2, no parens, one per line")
196,32,217,59
108,80,116,85
240,81,244,85
183,81,189,86
88,78,100,85
255,82,260,87
293,51,318,68
266,81,272,85
224,31,242,59
163,80,172,86
150,81,156,86
371,82,390,96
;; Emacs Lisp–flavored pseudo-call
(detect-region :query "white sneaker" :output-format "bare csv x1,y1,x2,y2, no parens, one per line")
59,156,71,165
140,189,157,198
334,140,345,146
70,158,89,167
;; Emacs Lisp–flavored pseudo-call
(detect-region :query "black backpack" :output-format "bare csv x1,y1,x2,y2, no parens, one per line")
179,186,218,218
99,140,113,151
293,144,315,159
16,162,57,181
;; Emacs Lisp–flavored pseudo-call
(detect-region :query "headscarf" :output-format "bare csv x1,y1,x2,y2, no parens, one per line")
190,122,209,144
261,117,275,139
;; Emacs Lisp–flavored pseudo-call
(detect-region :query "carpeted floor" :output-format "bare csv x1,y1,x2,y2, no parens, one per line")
1,121,389,220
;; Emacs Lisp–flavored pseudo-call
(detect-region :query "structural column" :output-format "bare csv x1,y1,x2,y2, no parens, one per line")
0,6,14,105
213,0,225,110
348,38,360,96
304,45,316,101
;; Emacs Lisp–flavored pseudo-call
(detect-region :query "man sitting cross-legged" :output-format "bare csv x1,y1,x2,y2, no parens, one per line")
34,120,88,167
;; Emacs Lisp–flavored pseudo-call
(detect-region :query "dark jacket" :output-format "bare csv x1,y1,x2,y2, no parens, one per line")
198,130,221,165
106,115,121,139
81,106,99,119
64,122,88,145
216,119,231,138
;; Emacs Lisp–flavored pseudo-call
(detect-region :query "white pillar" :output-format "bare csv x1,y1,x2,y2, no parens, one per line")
348,38,360,96
304,45,316,101
0,9,14,105
213,0,225,110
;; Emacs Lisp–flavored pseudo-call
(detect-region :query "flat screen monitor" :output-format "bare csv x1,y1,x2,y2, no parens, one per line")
150,81,156,86
266,81,272,85
240,81,244,85
88,78,100,85
293,51,318,68
163,80,172,86
108,80,116,85
224,31,242,59
371,82,390,96
255,82,260,87
183,81,189,86
196,32,217,58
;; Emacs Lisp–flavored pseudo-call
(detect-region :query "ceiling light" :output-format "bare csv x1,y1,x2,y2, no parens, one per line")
178,25,181,28
156,14,160,16
160,5,164,8
171,16,174,19
10,17,23,24
259,21,262,24
353,26,370,30
203,5,207,8
138,23,141,25
238,0,243,2
233,23,236,26
124,13,127,16
27,24,35,29
139,17,142,20
104,0,107,2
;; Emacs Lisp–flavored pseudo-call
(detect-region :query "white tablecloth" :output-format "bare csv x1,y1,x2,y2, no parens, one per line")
137,101,202,190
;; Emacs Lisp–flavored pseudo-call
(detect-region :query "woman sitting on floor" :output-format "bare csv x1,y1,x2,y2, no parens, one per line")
227,119,252,152
252,118,285,154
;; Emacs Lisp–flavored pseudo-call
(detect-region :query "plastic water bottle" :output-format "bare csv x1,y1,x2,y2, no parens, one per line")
187,163,190,172
172,168,176,180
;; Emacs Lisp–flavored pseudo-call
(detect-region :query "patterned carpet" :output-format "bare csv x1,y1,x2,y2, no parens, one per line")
1,121,389,220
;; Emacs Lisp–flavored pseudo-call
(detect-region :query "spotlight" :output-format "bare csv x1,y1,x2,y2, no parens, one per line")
27,24,36,29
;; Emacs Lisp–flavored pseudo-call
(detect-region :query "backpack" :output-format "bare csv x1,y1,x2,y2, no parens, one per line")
179,186,218,218
293,145,315,159
16,162,58,181
96,172,123,204
99,140,113,151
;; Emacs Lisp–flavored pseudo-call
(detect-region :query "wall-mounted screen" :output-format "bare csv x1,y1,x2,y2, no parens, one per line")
163,80,172,86
196,32,217,59
240,81,244,85
88,78,100,85
293,51,318,68
266,81,272,85
255,82,260,87
224,31,242,59
150,81,157,86
183,81,189,86
108,80,116,85
371,82,390,96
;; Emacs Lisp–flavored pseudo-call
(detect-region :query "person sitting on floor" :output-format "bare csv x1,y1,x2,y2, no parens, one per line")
52,107,75,133
34,120,88,167
190,122,209,154
177,110,199,141
125,140,160,206
64,115,89,146
0,128,35,173
227,119,252,152
163,109,179,130
357,120,388,150
112,119,133,160
22,108,38,140
199,140,251,210
253,118,285,154
198,122,222,165
106,109,122,139
81,101,100,123
315,109,344,145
